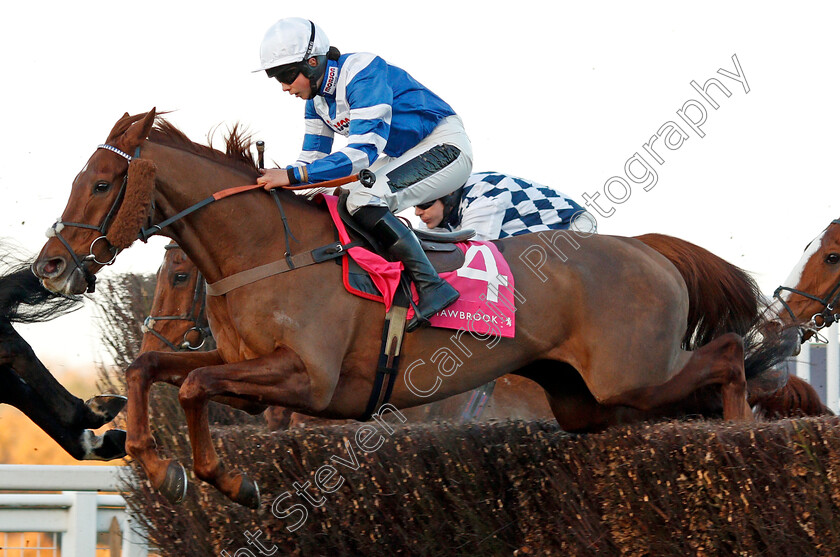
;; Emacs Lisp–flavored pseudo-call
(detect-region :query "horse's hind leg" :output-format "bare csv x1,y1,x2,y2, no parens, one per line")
603,332,752,421
518,361,651,432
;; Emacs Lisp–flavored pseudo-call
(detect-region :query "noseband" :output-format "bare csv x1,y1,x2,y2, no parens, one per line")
46,145,138,293
142,248,211,351
773,218,840,341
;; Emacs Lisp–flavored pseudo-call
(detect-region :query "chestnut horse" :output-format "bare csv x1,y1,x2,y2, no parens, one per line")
144,238,811,428
142,243,552,427
140,243,213,353
0,250,126,460
773,218,840,342
33,110,789,508
765,218,840,416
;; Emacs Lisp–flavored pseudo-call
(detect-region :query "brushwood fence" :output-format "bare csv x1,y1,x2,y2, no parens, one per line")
124,416,840,557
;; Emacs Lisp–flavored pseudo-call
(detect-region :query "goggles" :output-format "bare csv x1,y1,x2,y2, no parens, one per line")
267,63,302,85
415,200,436,211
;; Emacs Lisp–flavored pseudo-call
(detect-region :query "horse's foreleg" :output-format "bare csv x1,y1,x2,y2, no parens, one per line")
0,365,126,460
0,326,124,429
177,347,310,508
124,349,224,504
603,332,753,421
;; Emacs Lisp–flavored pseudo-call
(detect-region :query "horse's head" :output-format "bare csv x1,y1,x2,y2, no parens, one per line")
140,243,209,353
772,218,840,341
32,109,157,295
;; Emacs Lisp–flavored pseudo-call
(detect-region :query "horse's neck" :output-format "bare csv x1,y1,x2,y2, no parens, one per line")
147,143,333,284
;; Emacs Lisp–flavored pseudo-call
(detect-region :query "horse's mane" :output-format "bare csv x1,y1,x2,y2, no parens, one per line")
151,118,261,179
111,112,260,179
0,243,81,324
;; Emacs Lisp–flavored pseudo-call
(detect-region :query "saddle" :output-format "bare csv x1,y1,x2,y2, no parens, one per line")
336,192,473,275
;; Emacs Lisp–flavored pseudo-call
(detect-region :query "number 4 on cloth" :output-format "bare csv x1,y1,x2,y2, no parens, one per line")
456,244,509,302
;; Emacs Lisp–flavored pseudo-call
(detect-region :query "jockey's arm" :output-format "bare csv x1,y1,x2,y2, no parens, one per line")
288,57,393,186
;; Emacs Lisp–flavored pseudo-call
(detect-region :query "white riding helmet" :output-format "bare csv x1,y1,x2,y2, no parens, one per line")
256,17,330,72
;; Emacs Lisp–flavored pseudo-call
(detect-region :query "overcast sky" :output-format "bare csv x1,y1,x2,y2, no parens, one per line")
2,1,838,370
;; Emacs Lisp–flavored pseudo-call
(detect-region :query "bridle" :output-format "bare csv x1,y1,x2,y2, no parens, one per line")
772,218,840,342
46,144,138,293
142,245,211,351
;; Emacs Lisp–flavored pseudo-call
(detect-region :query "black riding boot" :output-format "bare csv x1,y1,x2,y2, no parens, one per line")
354,206,459,331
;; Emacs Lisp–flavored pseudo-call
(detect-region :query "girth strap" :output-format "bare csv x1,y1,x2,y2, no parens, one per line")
361,283,411,421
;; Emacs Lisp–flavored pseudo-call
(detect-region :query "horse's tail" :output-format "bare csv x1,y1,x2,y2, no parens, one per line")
0,244,80,324
635,233,760,346
752,375,835,418
634,233,795,379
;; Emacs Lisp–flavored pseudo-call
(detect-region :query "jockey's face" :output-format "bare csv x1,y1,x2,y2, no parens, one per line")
281,71,313,99
277,57,320,100
415,200,445,228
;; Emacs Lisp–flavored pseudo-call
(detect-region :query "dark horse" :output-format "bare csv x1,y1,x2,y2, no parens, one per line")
32,110,795,507
0,248,126,460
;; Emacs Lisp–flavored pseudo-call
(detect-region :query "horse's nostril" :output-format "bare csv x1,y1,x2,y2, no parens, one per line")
41,258,65,278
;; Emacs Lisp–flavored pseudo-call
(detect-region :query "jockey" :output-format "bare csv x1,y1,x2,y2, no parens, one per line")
414,172,597,241
255,17,473,331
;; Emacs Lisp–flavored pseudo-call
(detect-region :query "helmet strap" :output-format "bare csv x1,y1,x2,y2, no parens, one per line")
302,20,323,97
303,20,316,60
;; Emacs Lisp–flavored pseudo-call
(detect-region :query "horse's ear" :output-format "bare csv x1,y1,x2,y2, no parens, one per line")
121,108,157,152
106,112,134,142
106,157,156,250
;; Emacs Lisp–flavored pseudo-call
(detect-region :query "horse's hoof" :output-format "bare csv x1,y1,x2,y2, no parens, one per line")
235,474,261,509
79,429,127,461
159,460,189,505
92,429,127,460
85,394,128,426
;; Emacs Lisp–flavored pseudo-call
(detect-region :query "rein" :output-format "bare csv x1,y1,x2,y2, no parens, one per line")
136,169,374,242
130,164,372,296
772,218,840,342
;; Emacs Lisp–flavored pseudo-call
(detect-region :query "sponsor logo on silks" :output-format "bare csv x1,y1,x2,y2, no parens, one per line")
328,117,350,133
323,65,338,96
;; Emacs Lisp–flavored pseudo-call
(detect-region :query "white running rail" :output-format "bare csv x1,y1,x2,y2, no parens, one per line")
794,327,840,413
0,465,148,557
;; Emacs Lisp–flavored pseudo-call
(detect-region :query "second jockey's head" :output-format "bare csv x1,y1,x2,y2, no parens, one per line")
415,188,462,229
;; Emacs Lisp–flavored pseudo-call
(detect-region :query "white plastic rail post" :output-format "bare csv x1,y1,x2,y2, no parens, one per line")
828,328,840,413
795,341,811,383
60,491,98,557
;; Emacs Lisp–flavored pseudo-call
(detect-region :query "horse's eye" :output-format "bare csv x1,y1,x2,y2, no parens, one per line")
94,181,112,194
826,253,840,265
173,272,190,284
